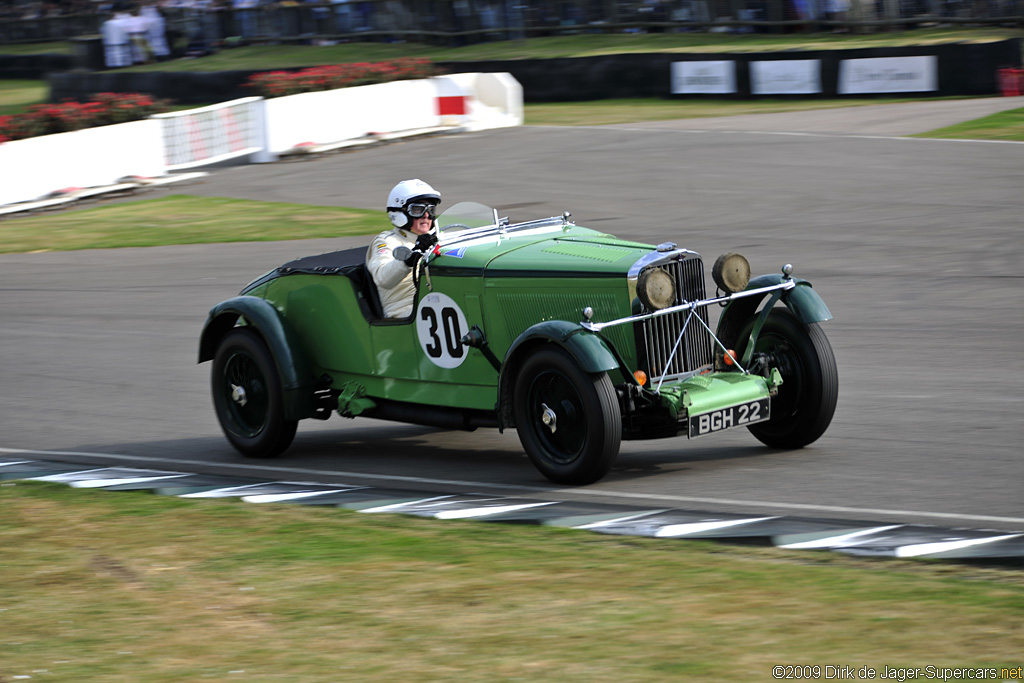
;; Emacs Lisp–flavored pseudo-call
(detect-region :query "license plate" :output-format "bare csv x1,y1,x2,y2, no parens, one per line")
688,398,770,438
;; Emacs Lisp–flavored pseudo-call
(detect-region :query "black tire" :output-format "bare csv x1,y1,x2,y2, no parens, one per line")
737,308,838,449
211,328,298,458
513,346,621,485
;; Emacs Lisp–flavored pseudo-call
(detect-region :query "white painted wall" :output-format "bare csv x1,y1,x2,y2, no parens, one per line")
0,119,164,207
263,78,442,154
1,73,522,207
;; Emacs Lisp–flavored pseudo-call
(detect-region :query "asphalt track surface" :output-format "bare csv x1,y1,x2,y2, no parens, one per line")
2,99,1022,531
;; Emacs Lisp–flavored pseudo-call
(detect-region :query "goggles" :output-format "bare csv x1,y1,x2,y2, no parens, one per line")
405,202,437,219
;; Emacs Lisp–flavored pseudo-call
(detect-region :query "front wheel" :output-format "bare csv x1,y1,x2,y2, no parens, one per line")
513,346,621,485
737,308,838,449
211,328,298,458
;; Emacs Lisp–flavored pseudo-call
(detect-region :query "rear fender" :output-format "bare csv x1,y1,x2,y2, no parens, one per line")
716,274,832,350
198,296,315,420
496,320,622,430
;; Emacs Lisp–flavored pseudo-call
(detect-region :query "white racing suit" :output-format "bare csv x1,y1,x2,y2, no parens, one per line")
365,227,423,319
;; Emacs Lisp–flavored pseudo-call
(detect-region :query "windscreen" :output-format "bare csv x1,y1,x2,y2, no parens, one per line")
436,201,498,236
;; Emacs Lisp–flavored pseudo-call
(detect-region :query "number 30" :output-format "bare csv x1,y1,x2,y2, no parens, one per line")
416,293,471,369
421,306,463,359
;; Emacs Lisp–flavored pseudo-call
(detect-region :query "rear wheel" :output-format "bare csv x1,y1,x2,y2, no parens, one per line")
737,308,838,449
211,328,297,458
513,346,621,485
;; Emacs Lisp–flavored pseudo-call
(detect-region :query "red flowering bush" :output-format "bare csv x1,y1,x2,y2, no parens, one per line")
246,58,441,98
0,92,170,143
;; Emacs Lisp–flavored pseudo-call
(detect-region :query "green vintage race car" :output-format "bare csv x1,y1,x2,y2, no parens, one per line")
199,202,837,485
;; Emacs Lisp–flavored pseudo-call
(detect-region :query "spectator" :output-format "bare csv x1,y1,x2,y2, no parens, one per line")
233,0,258,37
101,9,132,67
331,0,352,34
141,4,171,58
126,6,152,62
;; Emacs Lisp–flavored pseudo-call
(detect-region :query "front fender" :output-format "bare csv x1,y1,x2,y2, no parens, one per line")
198,296,315,420
496,320,622,430
716,274,832,349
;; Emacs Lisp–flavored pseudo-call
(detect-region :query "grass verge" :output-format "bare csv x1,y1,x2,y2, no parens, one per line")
522,95,1005,126
3,28,1020,66
912,105,1024,140
0,195,380,253
1,481,1022,682
113,28,1024,71
0,78,46,116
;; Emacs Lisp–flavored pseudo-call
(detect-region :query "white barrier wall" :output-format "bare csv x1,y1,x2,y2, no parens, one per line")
259,74,522,158
0,119,165,207
441,72,524,130
263,78,442,155
0,73,522,207
153,97,266,171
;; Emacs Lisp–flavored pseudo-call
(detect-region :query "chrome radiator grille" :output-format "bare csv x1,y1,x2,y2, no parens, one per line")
637,256,714,379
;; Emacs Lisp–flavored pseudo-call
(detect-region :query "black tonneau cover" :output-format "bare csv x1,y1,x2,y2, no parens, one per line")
277,246,366,275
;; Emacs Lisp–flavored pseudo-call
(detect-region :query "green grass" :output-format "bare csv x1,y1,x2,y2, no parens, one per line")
1,481,1022,682
0,40,70,54
5,27,1019,67
0,195,381,253
913,105,1024,140
522,95,997,126
523,97,1024,140
113,27,1024,71
0,78,46,116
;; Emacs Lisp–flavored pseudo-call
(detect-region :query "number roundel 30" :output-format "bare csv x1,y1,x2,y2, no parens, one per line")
416,292,470,369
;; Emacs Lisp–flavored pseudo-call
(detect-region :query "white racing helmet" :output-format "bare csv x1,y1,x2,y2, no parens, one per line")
386,179,441,229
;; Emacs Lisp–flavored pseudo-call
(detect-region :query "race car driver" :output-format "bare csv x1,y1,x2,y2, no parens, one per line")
366,179,441,319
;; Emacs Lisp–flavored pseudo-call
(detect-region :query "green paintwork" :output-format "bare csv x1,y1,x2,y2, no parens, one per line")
200,212,831,439
337,382,377,416
505,321,620,374
198,295,316,420
196,296,305,393
669,372,773,420
716,273,832,352
200,225,651,415
784,281,833,324
749,274,833,324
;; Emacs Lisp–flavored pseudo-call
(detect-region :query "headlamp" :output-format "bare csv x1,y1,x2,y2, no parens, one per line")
712,252,751,295
637,267,676,310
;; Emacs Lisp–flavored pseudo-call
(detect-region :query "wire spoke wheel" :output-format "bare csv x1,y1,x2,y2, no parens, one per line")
222,350,271,438
513,346,621,485
211,328,297,458
739,308,838,449
527,371,590,465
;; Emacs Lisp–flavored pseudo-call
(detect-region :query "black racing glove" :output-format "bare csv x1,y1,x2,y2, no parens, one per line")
402,249,423,268
414,232,438,252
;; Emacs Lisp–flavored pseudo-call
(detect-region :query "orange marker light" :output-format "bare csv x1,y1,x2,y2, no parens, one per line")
633,370,648,386
723,350,738,366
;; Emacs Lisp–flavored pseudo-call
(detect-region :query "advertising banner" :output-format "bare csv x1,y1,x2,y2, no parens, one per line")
750,60,822,95
838,56,938,94
671,61,736,94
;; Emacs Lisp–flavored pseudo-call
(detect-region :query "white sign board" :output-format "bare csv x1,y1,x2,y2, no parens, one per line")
838,56,938,94
750,60,822,95
671,61,737,95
